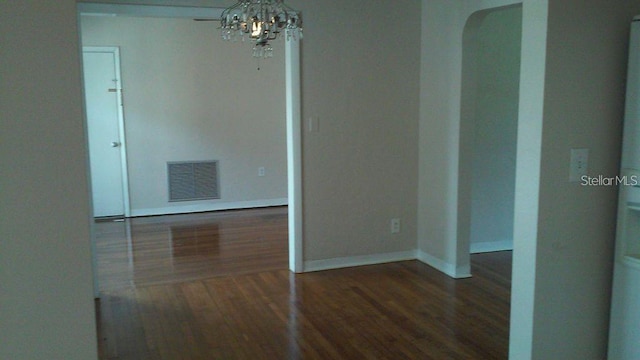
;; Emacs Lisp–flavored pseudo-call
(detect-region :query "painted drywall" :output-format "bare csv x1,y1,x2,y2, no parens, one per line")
418,0,521,277
528,1,640,358
79,0,421,265
512,1,640,359
0,1,98,359
290,0,421,265
509,1,548,357
80,16,287,216
421,0,640,358
7,1,638,359
418,0,465,277
467,7,521,253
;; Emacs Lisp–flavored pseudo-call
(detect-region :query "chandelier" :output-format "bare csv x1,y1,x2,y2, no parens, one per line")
219,0,302,58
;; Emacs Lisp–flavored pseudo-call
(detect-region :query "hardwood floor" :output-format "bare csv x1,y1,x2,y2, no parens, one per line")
95,207,512,359
94,207,288,291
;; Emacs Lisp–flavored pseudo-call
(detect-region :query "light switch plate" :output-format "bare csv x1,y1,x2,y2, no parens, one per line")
569,148,588,182
308,116,319,133
391,218,401,234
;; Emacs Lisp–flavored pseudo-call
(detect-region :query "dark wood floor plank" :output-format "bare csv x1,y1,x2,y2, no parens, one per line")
95,207,511,359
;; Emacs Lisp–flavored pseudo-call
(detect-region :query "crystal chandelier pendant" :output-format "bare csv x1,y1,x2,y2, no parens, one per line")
251,43,273,59
219,0,302,58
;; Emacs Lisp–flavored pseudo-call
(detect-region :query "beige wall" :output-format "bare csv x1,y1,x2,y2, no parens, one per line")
0,1,98,359
418,0,520,277
80,0,422,266
81,15,287,216
5,0,640,358
421,0,640,358
290,0,421,265
529,1,640,358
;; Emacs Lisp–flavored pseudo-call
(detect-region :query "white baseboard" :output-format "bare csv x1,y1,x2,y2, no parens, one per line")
416,250,471,279
304,250,417,273
470,240,513,254
299,249,474,279
130,198,288,217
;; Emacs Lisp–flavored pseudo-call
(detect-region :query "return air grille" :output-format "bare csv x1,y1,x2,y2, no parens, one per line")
168,161,220,202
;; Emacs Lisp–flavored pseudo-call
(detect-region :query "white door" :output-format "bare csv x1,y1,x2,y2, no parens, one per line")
83,47,129,218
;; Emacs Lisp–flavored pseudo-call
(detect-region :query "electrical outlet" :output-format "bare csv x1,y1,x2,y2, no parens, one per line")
391,218,401,234
258,167,265,177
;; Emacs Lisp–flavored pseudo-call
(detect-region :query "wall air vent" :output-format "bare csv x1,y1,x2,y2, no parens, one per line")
167,161,220,202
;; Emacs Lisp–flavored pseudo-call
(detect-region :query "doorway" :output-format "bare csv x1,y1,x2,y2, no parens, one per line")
459,5,522,268
77,3,303,289
83,47,130,218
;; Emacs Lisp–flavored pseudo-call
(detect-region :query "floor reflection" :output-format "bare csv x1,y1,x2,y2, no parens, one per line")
170,224,220,257
94,206,288,292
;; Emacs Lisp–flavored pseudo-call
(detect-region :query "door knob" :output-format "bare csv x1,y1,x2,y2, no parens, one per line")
111,141,121,148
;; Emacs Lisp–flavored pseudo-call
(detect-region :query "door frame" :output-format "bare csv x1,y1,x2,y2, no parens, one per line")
83,46,131,218
285,34,303,272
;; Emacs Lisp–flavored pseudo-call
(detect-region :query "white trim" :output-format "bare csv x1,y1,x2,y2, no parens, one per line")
130,198,287,217
112,47,131,218
470,240,513,254
303,249,475,278
286,30,303,273
416,250,472,278
77,3,224,20
304,251,417,273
